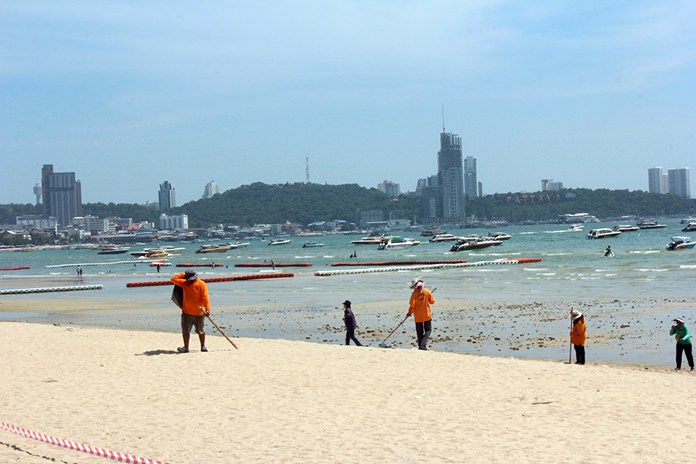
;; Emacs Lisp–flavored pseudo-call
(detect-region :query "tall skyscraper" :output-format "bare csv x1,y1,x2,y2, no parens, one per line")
437,130,466,223
202,180,220,199
667,168,691,198
463,156,478,198
41,164,82,227
648,167,667,194
158,181,176,212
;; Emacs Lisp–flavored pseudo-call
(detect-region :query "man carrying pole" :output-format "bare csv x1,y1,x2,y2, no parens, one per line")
406,278,435,350
171,270,211,353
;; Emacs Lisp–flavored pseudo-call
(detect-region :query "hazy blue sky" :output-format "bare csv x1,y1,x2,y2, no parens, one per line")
1,1,694,205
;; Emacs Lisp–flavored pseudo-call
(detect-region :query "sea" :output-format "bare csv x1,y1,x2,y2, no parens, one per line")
1,218,695,367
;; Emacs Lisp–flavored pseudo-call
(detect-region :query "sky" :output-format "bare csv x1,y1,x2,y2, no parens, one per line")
1,1,694,205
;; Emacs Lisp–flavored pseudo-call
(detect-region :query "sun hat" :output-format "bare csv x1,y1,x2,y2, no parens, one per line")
570,309,583,321
673,317,685,324
184,270,198,280
409,278,423,289
342,300,351,307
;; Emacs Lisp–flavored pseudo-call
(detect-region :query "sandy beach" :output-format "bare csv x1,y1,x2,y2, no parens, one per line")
1,322,693,464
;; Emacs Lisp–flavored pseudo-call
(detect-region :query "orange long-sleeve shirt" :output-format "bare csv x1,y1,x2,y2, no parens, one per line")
171,273,210,316
407,288,434,323
571,318,586,346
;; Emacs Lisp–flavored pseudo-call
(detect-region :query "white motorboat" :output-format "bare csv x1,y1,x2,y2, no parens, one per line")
450,237,503,252
666,236,696,250
568,224,584,232
351,235,385,245
487,231,512,241
586,228,622,239
636,220,666,229
681,223,696,232
195,244,234,254
302,242,325,248
268,239,292,246
378,236,420,249
613,225,640,232
429,233,459,242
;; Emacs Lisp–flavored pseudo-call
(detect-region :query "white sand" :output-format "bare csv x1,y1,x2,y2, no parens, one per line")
0,322,692,464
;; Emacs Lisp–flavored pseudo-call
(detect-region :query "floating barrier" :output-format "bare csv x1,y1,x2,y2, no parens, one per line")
0,266,30,271
234,263,313,267
126,272,295,288
175,263,225,268
314,258,542,276
0,421,168,464
0,284,103,295
331,260,468,267
46,260,157,268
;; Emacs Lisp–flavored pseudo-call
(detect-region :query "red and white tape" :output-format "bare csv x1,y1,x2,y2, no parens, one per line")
0,421,168,464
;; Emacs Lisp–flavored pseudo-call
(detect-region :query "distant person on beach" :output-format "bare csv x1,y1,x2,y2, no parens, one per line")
604,246,614,257
570,309,586,365
342,300,362,346
669,317,693,371
406,278,435,350
171,270,211,353
76,265,82,277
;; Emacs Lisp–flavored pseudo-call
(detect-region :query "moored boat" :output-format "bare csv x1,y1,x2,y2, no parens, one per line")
587,228,621,239
487,232,512,241
351,235,385,245
268,239,292,246
613,224,640,232
302,242,325,248
378,236,420,249
429,233,459,242
450,237,502,252
195,244,234,254
681,223,696,232
636,220,666,229
666,236,696,250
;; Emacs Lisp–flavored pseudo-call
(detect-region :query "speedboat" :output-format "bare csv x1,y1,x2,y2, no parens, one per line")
613,225,640,232
568,224,584,232
268,239,292,246
666,236,696,250
429,233,459,242
449,237,502,252
487,232,512,241
586,228,622,239
302,242,325,248
378,236,420,249
97,245,130,254
351,235,385,245
636,220,666,229
195,244,234,254
681,223,696,232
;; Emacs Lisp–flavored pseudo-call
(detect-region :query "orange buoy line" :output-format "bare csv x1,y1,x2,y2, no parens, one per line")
234,263,313,267
175,263,226,267
331,260,468,267
0,266,30,271
126,272,294,288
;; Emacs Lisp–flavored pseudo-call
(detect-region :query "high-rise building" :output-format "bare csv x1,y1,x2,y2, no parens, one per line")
463,156,478,198
158,181,176,212
41,164,82,227
437,130,465,223
33,182,42,205
378,180,401,197
202,180,220,199
542,179,564,191
648,167,667,194
667,168,691,198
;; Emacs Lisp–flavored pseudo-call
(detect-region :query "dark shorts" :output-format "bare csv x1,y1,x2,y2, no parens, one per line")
181,313,205,335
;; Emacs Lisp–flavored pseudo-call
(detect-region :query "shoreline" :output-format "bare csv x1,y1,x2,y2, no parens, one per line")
1,322,693,464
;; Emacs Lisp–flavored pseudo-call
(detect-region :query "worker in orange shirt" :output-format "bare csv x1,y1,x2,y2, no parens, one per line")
171,270,211,353
406,278,435,350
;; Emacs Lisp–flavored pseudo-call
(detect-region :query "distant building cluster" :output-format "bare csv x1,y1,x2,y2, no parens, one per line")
542,179,564,191
648,167,690,198
378,180,401,197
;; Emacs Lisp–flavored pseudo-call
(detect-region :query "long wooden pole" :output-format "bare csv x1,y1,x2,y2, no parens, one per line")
199,306,238,349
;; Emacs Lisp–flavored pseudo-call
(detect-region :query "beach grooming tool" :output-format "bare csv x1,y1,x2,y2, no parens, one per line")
379,288,437,348
201,306,239,349
378,315,409,349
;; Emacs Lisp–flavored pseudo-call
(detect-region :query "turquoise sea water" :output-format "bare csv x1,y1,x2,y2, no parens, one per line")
1,219,695,366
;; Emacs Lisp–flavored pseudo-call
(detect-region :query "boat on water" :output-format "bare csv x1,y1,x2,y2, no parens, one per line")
302,242,325,248
636,220,667,229
429,233,460,243
568,224,584,232
97,245,130,255
666,236,696,250
268,239,292,246
487,231,512,241
449,237,502,252
586,228,622,239
378,236,420,249
195,244,234,254
681,223,696,232
613,224,640,232
351,235,385,245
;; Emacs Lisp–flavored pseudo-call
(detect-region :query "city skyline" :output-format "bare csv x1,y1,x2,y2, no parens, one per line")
1,2,694,205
